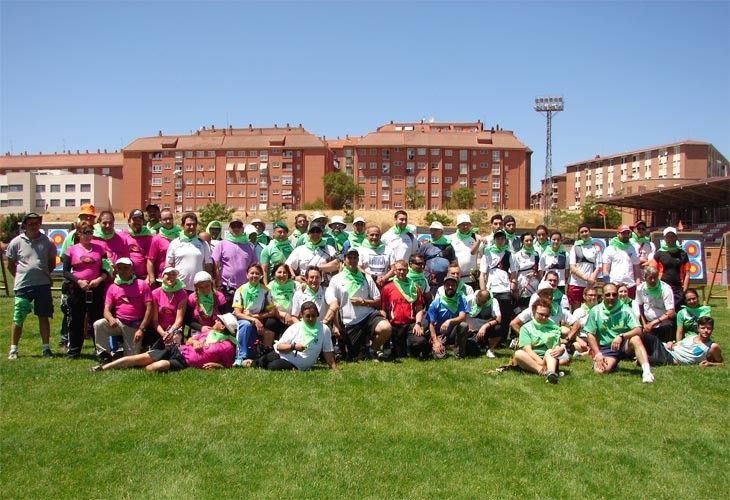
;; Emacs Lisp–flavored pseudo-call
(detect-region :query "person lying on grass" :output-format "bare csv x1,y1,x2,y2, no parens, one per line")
511,298,566,384
90,313,237,373
642,316,723,368
240,301,337,371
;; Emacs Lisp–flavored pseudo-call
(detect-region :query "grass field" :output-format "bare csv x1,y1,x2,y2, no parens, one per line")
1,291,728,499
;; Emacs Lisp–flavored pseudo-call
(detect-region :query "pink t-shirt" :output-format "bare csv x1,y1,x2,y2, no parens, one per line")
65,242,106,281
152,287,188,331
124,231,153,278
187,290,227,328
105,279,152,323
148,234,173,279
95,233,130,265
179,332,236,369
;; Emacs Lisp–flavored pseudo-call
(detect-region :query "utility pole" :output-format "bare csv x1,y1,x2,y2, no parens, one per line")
534,96,564,225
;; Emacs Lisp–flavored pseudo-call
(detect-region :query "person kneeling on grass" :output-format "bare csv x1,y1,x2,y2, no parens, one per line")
90,313,237,373
511,298,566,384
241,301,337,371
584,283,655,383
426,276,469,359
641,316,723,368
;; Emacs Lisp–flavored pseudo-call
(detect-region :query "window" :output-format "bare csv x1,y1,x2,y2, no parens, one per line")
358,162,366,171
492,151,501,161
35,199,46,208
196,151,205,158
152,165,162,173
431,162,439,170
370,191,377,198
459,164,468,175
444,176,453,184
208,164,215,171
65,199,76,207
431,176,440,184
152,178,162,186
101,168,110,176
459,150,468,161
444,149,453,157
417,176,426,184
80,184,91,192
382,163,390,174
430,148,440,156
185,151,194,158
444,163,452,170
431,189,439,197
492,192,500,203
370,162,377,170
64,184,75,193
249,191,257,198
382,149,390,159
492,180,501,189
369,176,376,183
417,162,427,170
50,199,60,207
185,165,193,172
417,148,426,156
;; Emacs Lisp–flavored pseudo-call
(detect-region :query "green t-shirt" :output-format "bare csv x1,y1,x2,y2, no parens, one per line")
60,230,76,256
260,241,293,267
676,305,712,333
584,302,639,346
518,319,562,357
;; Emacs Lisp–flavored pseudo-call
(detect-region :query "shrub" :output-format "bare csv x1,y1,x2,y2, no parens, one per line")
424,211,454,226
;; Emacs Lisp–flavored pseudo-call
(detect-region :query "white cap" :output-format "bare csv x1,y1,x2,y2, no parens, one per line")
250,218,263,224
310,212,327,222
429,221,444,230
244,224,258,236
217,313,238,335
193,271,213,284
329,215,345,227
456,214,472,226
407,224,417,233
115,257,133,266
663,226,677,236
160,266,178,277
353,216,366,224
538,281,553,291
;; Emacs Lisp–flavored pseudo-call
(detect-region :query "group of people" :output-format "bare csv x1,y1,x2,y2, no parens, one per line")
5,206,722,380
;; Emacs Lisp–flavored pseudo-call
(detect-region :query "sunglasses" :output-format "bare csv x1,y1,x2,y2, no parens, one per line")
603,293,618,297
81,230,94,235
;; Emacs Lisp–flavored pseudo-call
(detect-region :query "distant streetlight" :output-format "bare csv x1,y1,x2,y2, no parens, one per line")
534,96,564,224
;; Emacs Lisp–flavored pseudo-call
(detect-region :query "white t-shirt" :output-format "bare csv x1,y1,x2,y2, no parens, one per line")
568,242,603,287
632,240,656,263
166,237,213,291
465,293,502,318
326,271,381,326
381,228,418,262
479,250,516,294
539,251,569,287
285,244,338,276
669,335,712,365
232,285,273,314
511,249,540,298
449,233,479,280
291,286,328,321
633,281,674,321
275,322,333,371
603,245,640,287
358,246,393,277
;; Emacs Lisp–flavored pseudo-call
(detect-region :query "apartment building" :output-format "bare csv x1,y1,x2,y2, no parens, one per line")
530,173,567,211
329,121,532,211
121,125,331,213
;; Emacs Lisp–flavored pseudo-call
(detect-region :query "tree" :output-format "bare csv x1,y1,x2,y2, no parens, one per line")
0,213,24,244
550,208,582,235
323,172,363,209
198,202,235,229
424,211,454,226
449,188,475,210
302,198,326,210
405,187,425,210
580,196,622,229
267,204,286,224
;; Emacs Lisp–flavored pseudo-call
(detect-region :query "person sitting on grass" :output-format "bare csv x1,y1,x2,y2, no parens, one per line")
633,266,676,343
675,288,711,341
232,264,278,366
437,263,475,298
511,298,566,383
186,271,230,334
568,287,599,357
641,316,723,368
466,290,502,359
241,301,337,371
426,275,469,359
584,283,656,383
151,267,187,348
90,313,238,373
291,266,329,321
380,259,427,360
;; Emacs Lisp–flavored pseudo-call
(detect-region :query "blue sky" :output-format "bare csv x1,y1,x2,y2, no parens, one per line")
1,1,728,191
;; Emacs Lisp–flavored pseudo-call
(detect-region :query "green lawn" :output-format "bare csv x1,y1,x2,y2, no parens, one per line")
0,291,728,499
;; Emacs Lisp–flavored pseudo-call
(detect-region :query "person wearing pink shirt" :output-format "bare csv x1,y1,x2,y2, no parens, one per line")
124,209,154,286
146,209,181,283
93,211,130,267
151,267,188,347
186,271,230,333
93,258,152,363
90,313,238,372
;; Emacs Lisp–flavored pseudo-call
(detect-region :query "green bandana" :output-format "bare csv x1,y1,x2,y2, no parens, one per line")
205,330,237,346
596,300,624,331
179,233,199,243
206,221,222,240
505,231,517,242
198,292,215,316
390,224,407,236
551,289,565,317
609,237,630,251
630,232,650,245
240,283,263,311
102,258,113,275
256,233,271,246
361,238,385,252
573,238,591,247
269,279,296,310
520,245,536,256
430,235,449,246
678,305,711,330
620,297,633,306
333,232,349,252
305,236,327,252
304,286,319,298
341,267,366,297
161,278,185,293
544,245,566,257
537,240,550,253
159,225,182,241
127,225,153,237
580,302,592,315
348,231,366,247
439,293,460,314
645,281,663,299
393,277,418,303
292,228,305,240
407,268,428,292
114,274,136,286
660,241,680,252
455,229,476,243
93,224,115,240
470,295,493,317
226,231,249,244
300,321,319,348
487,242,509,254
147,221,161,232
270,238,294,260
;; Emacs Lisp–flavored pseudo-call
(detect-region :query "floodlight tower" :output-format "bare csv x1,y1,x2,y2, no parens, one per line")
534,96,564,224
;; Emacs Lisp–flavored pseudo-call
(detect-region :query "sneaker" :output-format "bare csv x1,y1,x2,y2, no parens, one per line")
546,371,559,384
508,338,519,350
89,364,104,373
8,350,18,360
96,351,113,365
111,349,124,361
486,349,497,359
42,347,53,358
232,359,243,368
642,372,655,384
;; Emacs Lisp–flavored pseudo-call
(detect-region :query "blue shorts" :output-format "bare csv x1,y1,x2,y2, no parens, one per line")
598,341,631,369
14,284,54,325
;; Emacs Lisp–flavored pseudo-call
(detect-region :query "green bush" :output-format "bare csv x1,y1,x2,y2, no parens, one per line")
198,202,235,229
302,198,326,210
0,213,25,244
424,211,454,226
266,205,287,224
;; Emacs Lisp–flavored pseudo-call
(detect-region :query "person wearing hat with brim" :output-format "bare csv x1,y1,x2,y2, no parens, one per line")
146,208,182,283
250,219,271,246
602,224,642,299
187,271,231,333
425,275,469,359
328,216,349,253
294,212,337,249
211,219,257,306
630,219,656,268
260,221,294,285
151,267,188,347
90,312,238,373
348,216,367,248
124,209,155,286
93,257,153,363
479,229,518,350
6,213,57,360
381,210,418,262
166,212,216,292
449,214,481,287
650,226,690,309
285,223,340,280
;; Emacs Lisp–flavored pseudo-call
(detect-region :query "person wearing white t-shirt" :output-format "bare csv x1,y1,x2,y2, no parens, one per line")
602,225,641,297
449,213,482,286
166,212,215,292
381,210,418,263
285,223,340,282
633,266,676,342
358,225,394,287
567,224,602,310
630,220,656,267
479,230,517,345
291,266,329,321
538,231,568,291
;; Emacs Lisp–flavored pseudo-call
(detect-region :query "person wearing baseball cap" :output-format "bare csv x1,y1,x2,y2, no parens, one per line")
93,256,153,363
630,219,656,267
260,220,294,285
449,214,481,287
6,212,57,360
602,224,641,298
417,221,455,294
425,275,469,359
348,216,367,248
250,219,271,246
652,226,690,309
124,209,154,285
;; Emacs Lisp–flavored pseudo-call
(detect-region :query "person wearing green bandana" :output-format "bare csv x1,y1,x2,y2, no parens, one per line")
418,221,456,294
479,229,517,346
602,224,641,298
151,267,187,347
449,214,482,287
380,259,426,359
568,287,598,357
201,220,223,250
381,210,418,262
512,232,540,309
285,223,340,281
502,215,523,254
93,258,152,363
93,210,131,266
145,204,162,233
264,263,299,339
90,312,238,373
260,221,294,285
675,288,711,341
584,283,655,383
232,264,278,365
426,276,469,359
289,213,309,246
567,224,602,310
348,216,367,248
466,290,503,358
358,225,395,287
187,271,230,332
147,209,182,282
534,224,550,257
538,231,568,292
210,218,256,306
241,301,337,371
166,212,216,292
251,219,271,246
328,216,349,253
512,298,565,383
633,266,676,342
295,212,338,249
641,316,723,367
437,263,475,298
325,248,392,361
630,219,656,267
483,214,504,247
291,266,329,321
124,209,155,285
652,226,690,309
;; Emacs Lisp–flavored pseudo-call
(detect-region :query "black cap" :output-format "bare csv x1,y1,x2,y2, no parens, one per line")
493,229,506,238
129,209,144,219
22,212,42,223
308,223,324,233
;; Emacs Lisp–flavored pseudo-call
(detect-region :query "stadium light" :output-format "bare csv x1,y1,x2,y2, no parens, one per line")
534,96,564,224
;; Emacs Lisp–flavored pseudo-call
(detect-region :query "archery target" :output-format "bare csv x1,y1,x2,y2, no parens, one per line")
47,228,69,271
682,239,704,281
